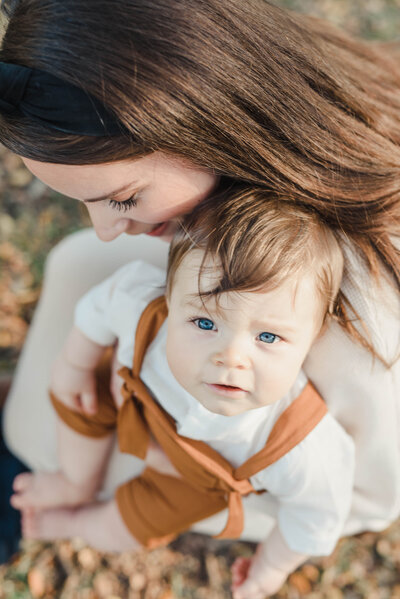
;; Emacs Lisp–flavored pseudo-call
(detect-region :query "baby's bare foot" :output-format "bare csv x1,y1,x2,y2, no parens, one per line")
22,500,142,552
21,506,80,541
11,471,94,511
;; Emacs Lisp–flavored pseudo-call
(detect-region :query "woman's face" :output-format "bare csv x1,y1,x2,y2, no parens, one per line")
22,152,218,242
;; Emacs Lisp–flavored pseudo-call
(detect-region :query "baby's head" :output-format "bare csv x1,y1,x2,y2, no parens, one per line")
165,188,343,416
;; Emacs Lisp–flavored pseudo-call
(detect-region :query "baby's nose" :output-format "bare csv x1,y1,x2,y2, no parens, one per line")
212,343,250,370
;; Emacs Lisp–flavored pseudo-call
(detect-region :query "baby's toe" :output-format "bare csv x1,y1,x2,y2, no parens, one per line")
13,472,33,492
10,473,38,510
10,492,28,510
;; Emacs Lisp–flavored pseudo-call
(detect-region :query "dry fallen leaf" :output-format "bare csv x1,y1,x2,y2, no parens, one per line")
27,567,47,598
288,571,312,594
301,563,320,583
77,547,101,572
129,571,147,591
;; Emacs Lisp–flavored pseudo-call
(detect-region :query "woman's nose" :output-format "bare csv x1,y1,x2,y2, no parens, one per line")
86,206,129,242
212,342,250,370
94,220,129,242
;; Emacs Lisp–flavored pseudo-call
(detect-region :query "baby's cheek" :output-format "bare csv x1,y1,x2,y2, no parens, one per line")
166,334,188,384
256,361,296,403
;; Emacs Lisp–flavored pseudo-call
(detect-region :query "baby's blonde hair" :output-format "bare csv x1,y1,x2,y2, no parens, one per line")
167,187,344,331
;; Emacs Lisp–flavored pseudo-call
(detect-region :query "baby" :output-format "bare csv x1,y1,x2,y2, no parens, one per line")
11,188,354,598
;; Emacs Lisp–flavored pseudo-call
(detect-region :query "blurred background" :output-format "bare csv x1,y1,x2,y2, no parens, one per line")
0,1,399,598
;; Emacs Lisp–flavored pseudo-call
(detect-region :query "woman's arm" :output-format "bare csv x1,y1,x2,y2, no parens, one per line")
304,254,400,533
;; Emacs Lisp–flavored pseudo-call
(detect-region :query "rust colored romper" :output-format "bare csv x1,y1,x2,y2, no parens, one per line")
51,296,327,548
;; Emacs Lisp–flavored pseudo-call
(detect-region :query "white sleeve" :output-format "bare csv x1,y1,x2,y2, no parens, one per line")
251,414,355,556
74,260,166,348
304,243,400,529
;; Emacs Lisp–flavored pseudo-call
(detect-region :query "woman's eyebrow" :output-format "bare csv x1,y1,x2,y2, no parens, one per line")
83,182,137,203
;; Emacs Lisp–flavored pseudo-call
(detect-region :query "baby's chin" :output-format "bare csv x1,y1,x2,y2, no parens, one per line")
193,394,249,418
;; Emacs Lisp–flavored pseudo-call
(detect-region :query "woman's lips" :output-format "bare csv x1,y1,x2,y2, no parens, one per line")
146,221,169,237
206,383,248,398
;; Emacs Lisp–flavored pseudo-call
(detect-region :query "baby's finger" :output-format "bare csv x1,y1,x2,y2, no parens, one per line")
80,392,98,414
231,557,251,589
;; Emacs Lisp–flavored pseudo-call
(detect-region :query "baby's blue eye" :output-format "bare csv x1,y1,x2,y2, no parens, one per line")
258,332,279,344
195,318,216,331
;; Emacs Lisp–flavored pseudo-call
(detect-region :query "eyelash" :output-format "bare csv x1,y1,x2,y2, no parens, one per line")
108,196,138,212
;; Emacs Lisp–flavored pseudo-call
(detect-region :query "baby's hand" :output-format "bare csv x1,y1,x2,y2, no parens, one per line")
50,352,98,415
232,526,308,598
231,547,288,599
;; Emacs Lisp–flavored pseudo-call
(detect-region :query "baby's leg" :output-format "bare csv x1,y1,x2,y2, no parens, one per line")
22,499,141,553
12,418,114,510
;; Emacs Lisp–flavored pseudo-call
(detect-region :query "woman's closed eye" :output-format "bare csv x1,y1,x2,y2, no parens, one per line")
258,331,280,344
108,196,138,212
192,317,216,331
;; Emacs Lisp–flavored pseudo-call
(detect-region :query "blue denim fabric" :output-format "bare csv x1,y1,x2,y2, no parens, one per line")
0,409,29,563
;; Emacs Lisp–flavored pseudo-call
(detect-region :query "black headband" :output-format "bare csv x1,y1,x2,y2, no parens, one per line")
0,61,124,136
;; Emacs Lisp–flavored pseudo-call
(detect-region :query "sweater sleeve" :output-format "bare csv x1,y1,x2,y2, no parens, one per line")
304,242,400,531
251,414,355,556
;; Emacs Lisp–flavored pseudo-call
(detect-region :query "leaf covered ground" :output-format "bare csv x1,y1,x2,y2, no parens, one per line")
1,526,400,599
0,0,399,597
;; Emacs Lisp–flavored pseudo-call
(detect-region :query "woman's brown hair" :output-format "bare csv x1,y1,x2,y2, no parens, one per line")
0,0,399,288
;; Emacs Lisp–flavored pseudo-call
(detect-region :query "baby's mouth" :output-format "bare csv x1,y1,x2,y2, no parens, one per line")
206,383,248,397
214,384,243,391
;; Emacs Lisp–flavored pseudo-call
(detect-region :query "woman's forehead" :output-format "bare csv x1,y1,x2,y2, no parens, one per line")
21,152,210,200
21,157,133,200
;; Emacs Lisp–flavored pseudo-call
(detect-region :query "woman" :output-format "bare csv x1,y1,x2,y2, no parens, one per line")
1,0,399,573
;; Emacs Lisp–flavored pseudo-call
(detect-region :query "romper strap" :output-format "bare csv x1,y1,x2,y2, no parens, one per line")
162,426,253,539
119,368,253,539
234,382,327,481
132,295,168,376
216,383,327,538
117,296,168,458
215,491,245,539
